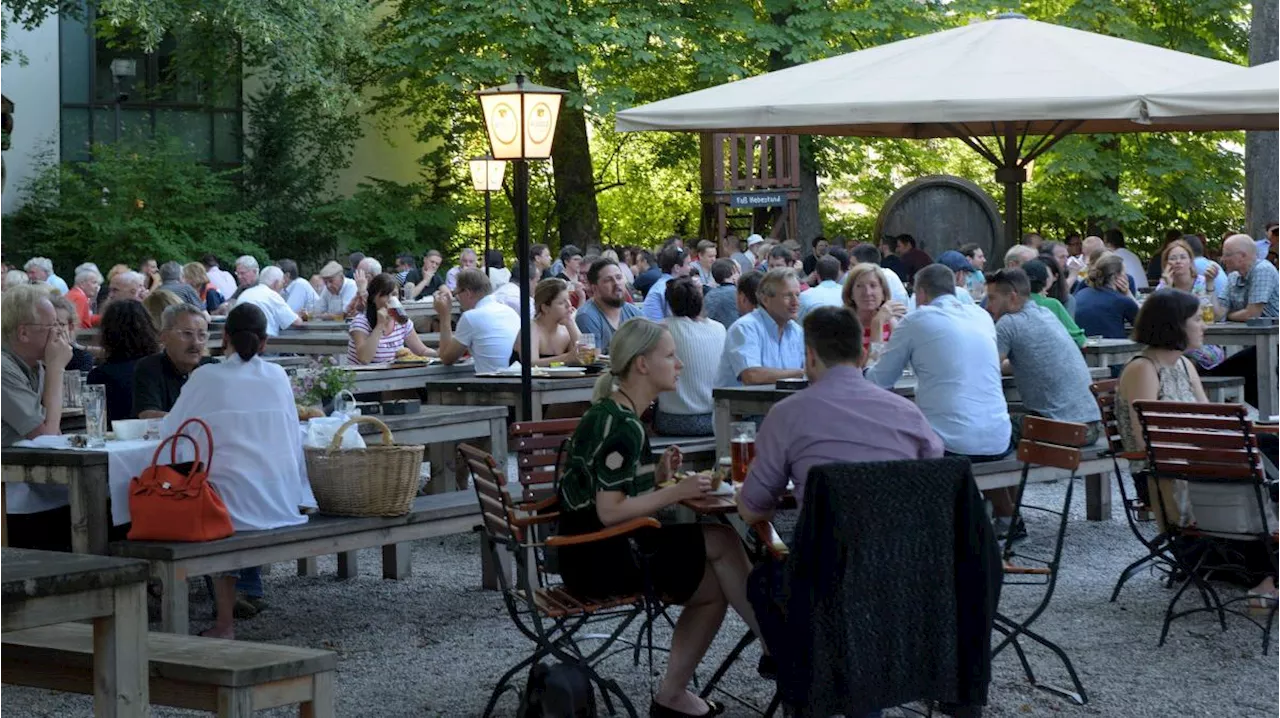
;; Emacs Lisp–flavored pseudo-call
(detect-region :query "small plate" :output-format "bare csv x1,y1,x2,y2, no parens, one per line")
538,367,588,377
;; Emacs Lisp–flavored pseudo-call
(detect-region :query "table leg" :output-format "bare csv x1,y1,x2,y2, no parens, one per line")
1256,334,1277,419
2,485,7,547
382,543,411,579
1085,472,1111,521
337,551,359,578
216,686,254,717
489,417,509,485
94,581,149,717
428,442,454,494
69,464,109,554
530,393,545,423
158,562,189,635
714,398,732,460
301,670,336,718
297,557,318,576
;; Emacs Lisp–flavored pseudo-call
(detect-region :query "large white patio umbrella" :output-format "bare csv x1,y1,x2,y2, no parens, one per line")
1143,60,1279,125
615,14,1274,250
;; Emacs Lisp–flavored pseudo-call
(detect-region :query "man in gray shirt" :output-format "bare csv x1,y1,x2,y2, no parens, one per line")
985,268,1102,444
704,258,740,329
157,261,205,307
574,257,642,353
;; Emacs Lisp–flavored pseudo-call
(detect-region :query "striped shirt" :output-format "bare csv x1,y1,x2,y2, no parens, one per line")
658,316,726,416
347,313,411,364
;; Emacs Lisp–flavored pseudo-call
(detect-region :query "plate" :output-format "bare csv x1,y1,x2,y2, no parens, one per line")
708,482,735,497
538,367,588,377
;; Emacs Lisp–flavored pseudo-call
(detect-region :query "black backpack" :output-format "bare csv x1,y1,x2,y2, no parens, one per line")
518,662,597,718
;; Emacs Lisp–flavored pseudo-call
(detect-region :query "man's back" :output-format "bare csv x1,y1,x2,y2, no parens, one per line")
798,280,843,319
703,284,739,329
866,295,1010,456
455,296,521,374
997,304,1101,425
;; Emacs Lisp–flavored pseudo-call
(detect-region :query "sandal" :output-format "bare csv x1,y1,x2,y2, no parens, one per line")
1246,590,1277,616
649,698,725,718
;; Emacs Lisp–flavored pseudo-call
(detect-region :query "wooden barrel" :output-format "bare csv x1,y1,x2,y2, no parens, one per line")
874,175,1004,260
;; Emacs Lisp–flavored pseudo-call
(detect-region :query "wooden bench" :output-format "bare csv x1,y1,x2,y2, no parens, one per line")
3,623,336,717
1199,375,1246,405
970,442,1118,519
111,492,482,634
649,435,718,471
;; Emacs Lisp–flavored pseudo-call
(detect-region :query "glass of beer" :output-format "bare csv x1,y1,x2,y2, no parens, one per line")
1199,297,1215,324
577,333,597,365
387,296,409,324
81,384,107,448
730,421,756,485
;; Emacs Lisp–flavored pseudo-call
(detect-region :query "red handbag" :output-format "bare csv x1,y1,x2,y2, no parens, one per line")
127,418,234,542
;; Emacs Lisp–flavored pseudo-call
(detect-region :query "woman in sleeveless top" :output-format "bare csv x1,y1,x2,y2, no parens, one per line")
1116,289,1275,602
842,264,905,359
512,278,585,367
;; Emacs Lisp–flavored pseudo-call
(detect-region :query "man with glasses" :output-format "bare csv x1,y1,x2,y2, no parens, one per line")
716,268,806,387
2,284,74,550
434,268,521,375
133,304,217,419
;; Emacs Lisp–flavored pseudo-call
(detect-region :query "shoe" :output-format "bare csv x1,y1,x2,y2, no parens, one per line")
995,517,1028,542
232,598,259,619
649,698,725,717
757,653,777,681
1247,590,1277,616
243,596,269,613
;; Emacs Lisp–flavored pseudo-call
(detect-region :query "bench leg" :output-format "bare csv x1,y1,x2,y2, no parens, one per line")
159,563,190,635
337,551,359,579
217,686,255,718
94,582,149,717
297,557,318,576
382,543,411,579
300,670,336,718
427,442,453,494
1086,472,1111,521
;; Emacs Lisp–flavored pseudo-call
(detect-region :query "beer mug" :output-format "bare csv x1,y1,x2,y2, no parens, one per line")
387,296,409,324
81,384,107,448
577,334,598,365
729,421,757,485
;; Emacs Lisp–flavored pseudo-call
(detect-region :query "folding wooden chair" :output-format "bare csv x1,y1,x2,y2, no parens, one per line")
1090,380,1179,602
1132,401,1278,653
511,418,581,506
461,442,654,717
994,416,1088,705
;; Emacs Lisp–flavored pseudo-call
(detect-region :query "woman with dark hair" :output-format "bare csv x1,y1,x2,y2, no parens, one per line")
655,276,726,436
87,299,160,421
484,249,512,287
1022,259,1085,348
347,273,436,365
512,278,584,367
161,303,317,638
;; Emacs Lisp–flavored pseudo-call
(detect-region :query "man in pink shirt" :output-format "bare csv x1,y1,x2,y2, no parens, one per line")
737,305,944,524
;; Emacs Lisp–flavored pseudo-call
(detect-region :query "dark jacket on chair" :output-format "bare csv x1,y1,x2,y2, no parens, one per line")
752,457,1001,717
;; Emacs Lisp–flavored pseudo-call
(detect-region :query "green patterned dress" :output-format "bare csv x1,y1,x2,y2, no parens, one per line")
555,398,707,602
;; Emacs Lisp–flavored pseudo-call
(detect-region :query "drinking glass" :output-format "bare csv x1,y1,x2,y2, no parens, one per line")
81,384,107,448
577,333,598,365
866,342,885,368
729,421,757,485
62,370,82,409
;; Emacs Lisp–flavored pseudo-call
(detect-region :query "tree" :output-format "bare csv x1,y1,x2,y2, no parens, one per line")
1246,0,1278,236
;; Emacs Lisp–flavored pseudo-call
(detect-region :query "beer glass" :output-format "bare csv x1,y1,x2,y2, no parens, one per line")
62,370,82,409
81,384,107,448
577,334,597,365
730,421,756,485
387,296,409,324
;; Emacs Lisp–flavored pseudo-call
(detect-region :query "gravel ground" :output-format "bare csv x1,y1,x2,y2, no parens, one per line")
5,478,1276,717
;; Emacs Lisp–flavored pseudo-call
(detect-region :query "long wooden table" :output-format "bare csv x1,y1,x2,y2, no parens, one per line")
424,374,596,422
344,362,475,394
1081,338,1143,369
1,449,111,554
2,548,150,717
1204,322,1279,418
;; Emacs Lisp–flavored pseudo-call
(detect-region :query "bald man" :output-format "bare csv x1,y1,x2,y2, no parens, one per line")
1003,245,1038,269
1070,236,1136,296
1220,233,1279,322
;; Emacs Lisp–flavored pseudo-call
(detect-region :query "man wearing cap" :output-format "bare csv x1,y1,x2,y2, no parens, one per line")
735,235,763,275
316,261,358,318
907,251,977,309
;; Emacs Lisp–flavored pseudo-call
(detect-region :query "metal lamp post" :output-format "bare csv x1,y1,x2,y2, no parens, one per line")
109,58,137,144
476,74,566,420
468,156,507,261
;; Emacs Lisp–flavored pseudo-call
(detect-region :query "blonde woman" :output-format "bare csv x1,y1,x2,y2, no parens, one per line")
555,318,765,717
1073,252,1138,339
142,289,183,332
183,262,226,313
512,278,584,367
841,264,906,357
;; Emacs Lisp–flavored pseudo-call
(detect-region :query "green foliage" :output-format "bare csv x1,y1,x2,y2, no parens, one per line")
3,138,263,271
306,179,460,267
241,83,363,262
291,356,355,407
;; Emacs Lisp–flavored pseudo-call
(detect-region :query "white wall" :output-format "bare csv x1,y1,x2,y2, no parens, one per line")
1,13,61,214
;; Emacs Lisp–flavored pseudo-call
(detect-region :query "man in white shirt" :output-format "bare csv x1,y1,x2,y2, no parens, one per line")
24,257,68,294
733,235,761,275
235,267,302,337
494,262,538,319
1105,228,1148,290
203,254,237,299
798,256,843,319
316,261,357,318
435,268,521,374
865,264,1012,459
277,259,318,314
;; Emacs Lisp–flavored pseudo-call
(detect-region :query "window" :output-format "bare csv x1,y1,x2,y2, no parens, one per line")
59,3,242,165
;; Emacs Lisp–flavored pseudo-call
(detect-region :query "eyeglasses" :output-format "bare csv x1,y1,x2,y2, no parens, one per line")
172,330,210,342
21,323,61,330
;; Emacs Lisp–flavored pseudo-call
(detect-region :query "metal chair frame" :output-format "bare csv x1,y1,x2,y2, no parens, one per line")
994,415,1089,705
1133,401,1279,654
1089,380,1179,603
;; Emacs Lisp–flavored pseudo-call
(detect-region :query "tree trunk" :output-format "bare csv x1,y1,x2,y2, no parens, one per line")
1246,0,1278,237
544,69,601,252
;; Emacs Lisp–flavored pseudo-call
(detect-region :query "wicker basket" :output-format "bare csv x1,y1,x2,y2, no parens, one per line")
305,415,424,517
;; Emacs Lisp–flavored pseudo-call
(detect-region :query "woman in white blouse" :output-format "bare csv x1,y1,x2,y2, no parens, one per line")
161,303,317,638
656,276,726,436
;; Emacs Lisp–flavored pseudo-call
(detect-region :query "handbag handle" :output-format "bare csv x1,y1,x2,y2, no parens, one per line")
173,418,215,473
148,433,201,482
327,415,393,452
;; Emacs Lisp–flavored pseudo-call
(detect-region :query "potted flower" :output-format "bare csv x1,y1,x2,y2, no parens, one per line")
292,357,355,416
